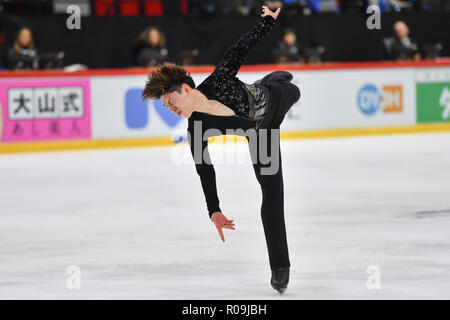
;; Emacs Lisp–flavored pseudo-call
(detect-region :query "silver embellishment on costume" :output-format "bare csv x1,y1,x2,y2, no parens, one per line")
244,83,267,120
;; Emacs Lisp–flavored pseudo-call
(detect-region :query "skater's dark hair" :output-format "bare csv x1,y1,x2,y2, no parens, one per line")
141,62,196,102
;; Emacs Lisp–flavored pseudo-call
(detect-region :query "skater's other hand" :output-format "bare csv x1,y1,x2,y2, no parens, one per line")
211,212,235,242
261,5,281,20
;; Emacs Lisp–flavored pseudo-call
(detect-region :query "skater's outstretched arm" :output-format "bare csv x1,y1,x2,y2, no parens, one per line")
213,5,280,79
187,119,236,242
187,125,222,217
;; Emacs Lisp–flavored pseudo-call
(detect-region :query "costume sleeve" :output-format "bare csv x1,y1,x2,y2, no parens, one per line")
187,119,222,219
214,15,276,79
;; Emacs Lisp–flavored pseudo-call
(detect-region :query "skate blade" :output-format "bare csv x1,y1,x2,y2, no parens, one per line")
277,288,287,295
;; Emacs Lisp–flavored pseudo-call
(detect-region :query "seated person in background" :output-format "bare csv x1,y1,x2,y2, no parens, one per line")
390,20,421,61
268,0,313,16
273,28,303,63
8,26,38,69
267,0,283,10
132,26,168,67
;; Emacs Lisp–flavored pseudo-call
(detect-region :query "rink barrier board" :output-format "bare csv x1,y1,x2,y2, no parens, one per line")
2,60,450,153
1,122,450,154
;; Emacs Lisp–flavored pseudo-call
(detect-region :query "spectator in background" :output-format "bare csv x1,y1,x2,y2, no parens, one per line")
237,0,258,15
267,0,283,9
0,17,5,70
8,26,38,69
265,0,319,16
132,26,168,67
273,28,303,63
390,20,421,61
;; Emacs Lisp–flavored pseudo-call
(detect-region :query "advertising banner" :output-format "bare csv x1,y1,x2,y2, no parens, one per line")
91,75,194,140
280,68,416,131
91,68,415,139
416,67,450,124
3,63,450,152
0,99,2,144
0,78,91,143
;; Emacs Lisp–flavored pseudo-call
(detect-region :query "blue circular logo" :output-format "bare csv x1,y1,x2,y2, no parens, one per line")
357,84,380,116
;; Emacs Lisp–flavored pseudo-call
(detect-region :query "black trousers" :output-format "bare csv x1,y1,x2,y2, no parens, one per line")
245,78,300,270
245,129,289,270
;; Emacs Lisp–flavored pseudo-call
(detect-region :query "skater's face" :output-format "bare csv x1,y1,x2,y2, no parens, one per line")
161,84,194,118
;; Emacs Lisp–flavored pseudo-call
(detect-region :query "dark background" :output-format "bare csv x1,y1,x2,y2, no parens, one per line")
1,11,449,69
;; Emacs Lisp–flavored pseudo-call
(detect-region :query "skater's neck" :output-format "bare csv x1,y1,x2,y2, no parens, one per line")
192,89,217,114
191,89,236,116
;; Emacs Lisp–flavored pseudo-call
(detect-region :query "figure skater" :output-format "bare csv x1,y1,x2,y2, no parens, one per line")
142,5,300,294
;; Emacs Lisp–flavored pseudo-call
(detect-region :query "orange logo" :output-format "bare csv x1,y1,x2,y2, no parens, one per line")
381,85,403,113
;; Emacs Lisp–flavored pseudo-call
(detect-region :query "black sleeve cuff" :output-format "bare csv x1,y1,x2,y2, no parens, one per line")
208,207,222,219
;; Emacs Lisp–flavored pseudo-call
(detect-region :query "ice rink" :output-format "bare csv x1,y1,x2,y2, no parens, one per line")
1,132,450,300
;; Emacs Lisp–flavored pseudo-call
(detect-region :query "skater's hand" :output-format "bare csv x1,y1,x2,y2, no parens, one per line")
261,5,281,20
211,212,235,242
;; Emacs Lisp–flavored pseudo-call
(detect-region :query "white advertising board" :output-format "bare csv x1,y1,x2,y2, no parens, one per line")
90,68,416,140
281,68,416,131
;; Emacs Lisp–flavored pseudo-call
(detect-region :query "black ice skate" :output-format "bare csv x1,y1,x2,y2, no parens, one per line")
270,267,290,294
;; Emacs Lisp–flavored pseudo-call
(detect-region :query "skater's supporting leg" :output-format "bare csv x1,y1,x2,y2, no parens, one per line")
246,129,290,270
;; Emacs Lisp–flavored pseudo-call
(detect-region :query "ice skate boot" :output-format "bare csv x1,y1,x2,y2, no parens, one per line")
271,267,289,294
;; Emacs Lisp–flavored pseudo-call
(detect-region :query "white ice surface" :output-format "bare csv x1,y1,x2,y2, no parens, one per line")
0,132,450,299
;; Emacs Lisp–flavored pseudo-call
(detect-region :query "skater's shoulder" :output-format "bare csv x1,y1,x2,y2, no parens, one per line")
196,73,215,89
